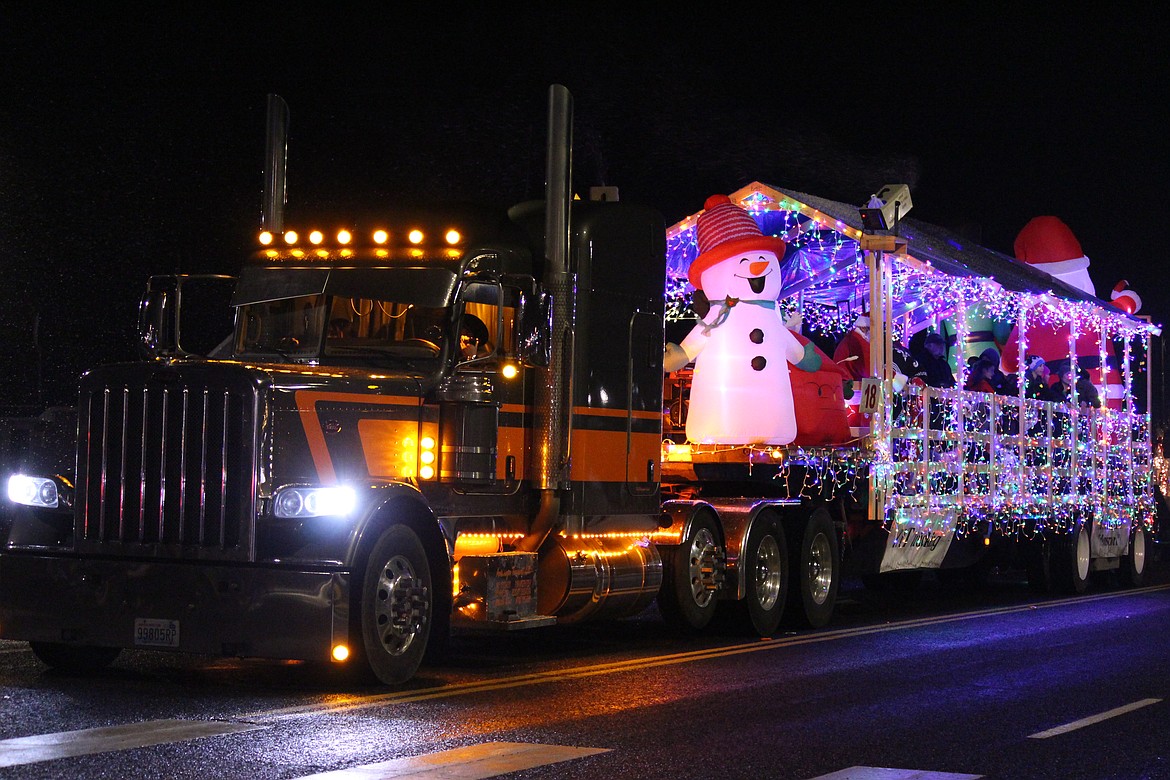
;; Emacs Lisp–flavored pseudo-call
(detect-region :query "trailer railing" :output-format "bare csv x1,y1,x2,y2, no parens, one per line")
884,384,1153,538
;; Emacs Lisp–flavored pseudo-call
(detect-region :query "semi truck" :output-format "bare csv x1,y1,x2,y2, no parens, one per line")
1,86,1157,685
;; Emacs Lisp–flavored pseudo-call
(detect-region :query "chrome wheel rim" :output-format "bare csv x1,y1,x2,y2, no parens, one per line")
753,534,783,610
808,532,833,605
374,554,427,656
687,527,719,608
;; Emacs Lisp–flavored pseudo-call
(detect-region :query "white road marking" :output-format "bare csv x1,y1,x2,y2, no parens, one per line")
0,719,267,768
1028,697,1162,739
290,741,609,779
809,768,982,779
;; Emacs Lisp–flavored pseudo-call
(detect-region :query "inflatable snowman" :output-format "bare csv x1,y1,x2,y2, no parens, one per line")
665,195,805,445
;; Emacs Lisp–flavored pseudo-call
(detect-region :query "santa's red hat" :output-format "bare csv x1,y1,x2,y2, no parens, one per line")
687,195,787,289
1111,280,1142,315
1013,216,1090,276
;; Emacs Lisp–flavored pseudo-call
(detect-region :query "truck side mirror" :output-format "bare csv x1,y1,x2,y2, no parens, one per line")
139,275,236,360
514,290,552,368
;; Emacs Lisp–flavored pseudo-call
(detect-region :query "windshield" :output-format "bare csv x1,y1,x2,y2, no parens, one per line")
234,294,449,365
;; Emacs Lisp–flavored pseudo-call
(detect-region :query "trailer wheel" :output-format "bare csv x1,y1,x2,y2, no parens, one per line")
356,524,432,685
1051,523,1091,595
29,642,121,673
785,508,839,628
720,518,788,636
657,511,721,632
1025,538,1052,593
1120,524,1148,588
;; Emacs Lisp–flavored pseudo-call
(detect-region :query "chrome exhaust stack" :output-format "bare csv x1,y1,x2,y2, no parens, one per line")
519,84,576,552
260,94,289,233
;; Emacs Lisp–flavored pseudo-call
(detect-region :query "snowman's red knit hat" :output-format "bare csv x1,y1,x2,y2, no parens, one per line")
1013,216,1090,276
687,195,787,289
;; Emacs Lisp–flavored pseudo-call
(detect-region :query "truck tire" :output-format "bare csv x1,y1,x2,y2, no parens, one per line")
356,524,433,685
1051,523,1091,595
719,518,788,636
29,641,121,673
657,511,721,632
785,508,839,628
1120,524,1148,588
1025,538,1052,593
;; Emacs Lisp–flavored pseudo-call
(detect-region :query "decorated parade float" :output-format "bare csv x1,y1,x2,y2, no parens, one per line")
661,182,1159,586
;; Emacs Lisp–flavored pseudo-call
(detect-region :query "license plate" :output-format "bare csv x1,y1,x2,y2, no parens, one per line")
134,618,180,648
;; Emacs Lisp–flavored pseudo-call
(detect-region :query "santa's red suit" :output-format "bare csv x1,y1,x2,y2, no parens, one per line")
832,316,871,427
1000,216,1125,409
833,319,871,382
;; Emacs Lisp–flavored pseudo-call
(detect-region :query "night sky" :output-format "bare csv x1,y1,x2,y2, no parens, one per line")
2,5,1166,409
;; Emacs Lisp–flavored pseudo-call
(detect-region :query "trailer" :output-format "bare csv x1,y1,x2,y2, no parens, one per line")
1,87,1158,685
662,182,1158,592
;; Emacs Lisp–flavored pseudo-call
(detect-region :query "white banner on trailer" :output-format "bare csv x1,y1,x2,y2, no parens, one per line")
880,509,958,572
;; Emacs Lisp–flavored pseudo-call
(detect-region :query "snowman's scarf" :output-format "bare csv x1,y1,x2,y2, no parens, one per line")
700,296,778,335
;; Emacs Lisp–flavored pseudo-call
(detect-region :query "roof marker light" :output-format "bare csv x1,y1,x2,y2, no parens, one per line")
337,229,352,244
445,229,461,245
259,231,274,245
284,230,298,245
309,230,324,245
408,229,424,245
373,230,389,244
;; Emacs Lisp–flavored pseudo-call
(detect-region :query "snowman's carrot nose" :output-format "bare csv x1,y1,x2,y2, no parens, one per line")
749,260,769,276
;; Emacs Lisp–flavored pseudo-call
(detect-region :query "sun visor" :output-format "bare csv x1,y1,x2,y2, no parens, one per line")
231,267,329,305
231,266,459,308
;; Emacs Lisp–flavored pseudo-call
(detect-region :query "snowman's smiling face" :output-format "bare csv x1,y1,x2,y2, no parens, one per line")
699,250,783,300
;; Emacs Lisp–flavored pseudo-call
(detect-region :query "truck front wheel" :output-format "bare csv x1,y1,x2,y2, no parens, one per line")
657,512,721,632
786,508,839,628
356,525,433,685
29,642,121,673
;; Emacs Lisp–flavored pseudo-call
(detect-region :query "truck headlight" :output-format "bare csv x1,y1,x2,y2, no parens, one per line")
7,474,59,508
273,486,356,518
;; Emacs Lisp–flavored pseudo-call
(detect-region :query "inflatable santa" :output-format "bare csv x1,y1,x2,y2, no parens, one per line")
1000,216,1125,408
663,195,806,444
1110,279,1142,316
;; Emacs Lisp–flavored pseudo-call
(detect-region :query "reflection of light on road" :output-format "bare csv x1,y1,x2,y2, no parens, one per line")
236,584,1170,723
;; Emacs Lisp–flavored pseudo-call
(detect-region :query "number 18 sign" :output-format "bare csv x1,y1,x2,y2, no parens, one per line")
858,377,882,416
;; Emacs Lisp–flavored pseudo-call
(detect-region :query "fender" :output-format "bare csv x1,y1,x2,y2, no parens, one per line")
344,481,452,571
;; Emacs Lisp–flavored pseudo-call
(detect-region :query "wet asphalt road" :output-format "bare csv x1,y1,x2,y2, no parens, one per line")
2,558,1169,780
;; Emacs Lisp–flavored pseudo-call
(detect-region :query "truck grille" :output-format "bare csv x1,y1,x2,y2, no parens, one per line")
75,365,262,560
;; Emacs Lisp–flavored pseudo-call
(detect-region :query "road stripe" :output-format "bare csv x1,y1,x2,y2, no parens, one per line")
290,742,609,779
1027,698,1162,739
0,719,266,768
810,768,982,779
237,584,1170,722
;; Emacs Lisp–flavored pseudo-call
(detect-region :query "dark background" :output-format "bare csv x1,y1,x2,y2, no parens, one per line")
2,5,1165,410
